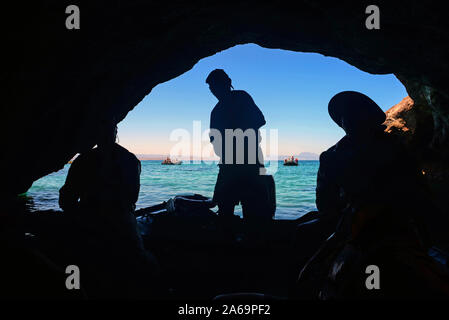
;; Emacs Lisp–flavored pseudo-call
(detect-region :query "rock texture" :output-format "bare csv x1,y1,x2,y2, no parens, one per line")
385,97,449,246
385,97,416,135
384,96,434,150
2,1,449,198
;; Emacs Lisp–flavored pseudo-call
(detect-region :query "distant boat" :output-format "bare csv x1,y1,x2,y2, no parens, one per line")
283,156,299,166
161,157,182,165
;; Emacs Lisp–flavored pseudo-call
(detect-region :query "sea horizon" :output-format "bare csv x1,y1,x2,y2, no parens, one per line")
134,152,320,161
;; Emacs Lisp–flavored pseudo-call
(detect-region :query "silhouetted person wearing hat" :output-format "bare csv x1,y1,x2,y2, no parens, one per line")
316,91,425,230
59,118,160,298
206,69,275,222
296,91,449,299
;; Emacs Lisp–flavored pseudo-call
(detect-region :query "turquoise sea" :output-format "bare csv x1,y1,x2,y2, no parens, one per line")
26,160,319,220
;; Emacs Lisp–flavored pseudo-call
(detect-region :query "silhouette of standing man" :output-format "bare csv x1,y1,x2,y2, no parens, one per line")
207,69,275,221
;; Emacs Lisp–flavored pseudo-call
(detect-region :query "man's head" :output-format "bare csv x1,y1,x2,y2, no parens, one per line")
97,116,118,148
328,91,386,135
206,69,233,101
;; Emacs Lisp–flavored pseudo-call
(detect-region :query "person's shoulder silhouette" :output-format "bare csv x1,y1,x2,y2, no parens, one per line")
231,90,266,130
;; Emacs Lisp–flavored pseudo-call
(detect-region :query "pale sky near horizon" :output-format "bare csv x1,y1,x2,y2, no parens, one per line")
117,44,408,157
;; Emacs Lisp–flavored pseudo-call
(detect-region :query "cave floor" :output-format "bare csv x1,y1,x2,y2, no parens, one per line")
141,215,302,299
25,211,307,299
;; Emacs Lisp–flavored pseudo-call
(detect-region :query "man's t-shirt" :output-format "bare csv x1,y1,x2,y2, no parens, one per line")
209,90,266,167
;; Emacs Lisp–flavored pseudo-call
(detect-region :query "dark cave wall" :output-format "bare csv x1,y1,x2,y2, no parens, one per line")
3,1,449,196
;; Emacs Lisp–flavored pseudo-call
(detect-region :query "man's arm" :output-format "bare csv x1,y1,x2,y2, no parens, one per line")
131,159,141,207
209,109,224,159
209,109,216,143
59,156,82,211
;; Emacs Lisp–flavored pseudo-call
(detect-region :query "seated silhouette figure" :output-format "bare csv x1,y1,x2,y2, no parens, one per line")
59,117,141,241
296,91,449,299
207,69,275,221
59,116,160,298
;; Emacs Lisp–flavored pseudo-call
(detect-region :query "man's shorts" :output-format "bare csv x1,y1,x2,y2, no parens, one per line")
213,165,275,220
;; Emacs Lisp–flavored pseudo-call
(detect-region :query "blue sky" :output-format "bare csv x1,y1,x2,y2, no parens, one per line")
117,43,407,156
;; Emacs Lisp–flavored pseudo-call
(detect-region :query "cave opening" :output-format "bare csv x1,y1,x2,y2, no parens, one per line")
5,1,449,300
25,44,408,220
